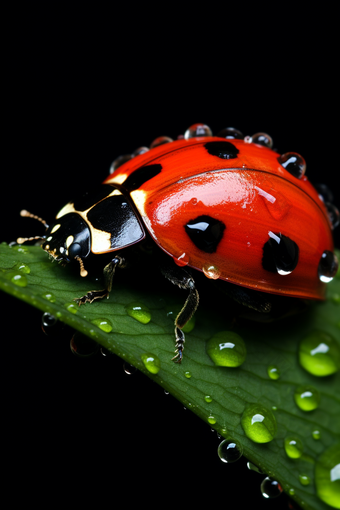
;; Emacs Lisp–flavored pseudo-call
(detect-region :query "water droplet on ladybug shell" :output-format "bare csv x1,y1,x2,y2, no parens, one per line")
251,132,273,148
184,123,213,139
174,252,189,267
202,263,220,279
150,136,173,149
278,152,306,179
216,127,244,139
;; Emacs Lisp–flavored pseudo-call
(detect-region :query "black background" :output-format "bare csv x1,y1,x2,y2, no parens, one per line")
2,7,339,508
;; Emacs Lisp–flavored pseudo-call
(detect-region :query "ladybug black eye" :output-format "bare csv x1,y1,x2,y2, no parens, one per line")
68,242,82,259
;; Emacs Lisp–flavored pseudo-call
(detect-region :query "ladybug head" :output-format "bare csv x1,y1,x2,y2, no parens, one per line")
17,210,91,277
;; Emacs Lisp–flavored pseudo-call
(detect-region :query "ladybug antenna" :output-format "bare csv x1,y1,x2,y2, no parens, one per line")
75,256,88,277
19,209,49,228
16,209,49,245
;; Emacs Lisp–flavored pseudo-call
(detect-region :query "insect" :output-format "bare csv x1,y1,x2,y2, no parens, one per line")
17,123,339,362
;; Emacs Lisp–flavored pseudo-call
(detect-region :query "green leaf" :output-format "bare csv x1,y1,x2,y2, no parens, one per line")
1,242,339,509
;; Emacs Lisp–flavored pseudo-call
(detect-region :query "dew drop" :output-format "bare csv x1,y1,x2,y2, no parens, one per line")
123,362,137,375
70,333,99,357
41,292,56,303
173,252,189,267
325,202,340,229
202,263,221,280
184,123,213,139
204,395,213,403
184,371,192,379
207,415,216,425
294,385,320,411
65,302,78,314
125,302,151,324
247,462,264,474
217,439,243,463
299,474,311,486
206,331,247,367
41,312,57,331
251,132,273,148
91,317,113,333
140,353,161,374
6,271,28,287
315,442,340,508
241,403,277,443
109,154,132,173
278,152,306,179
13,245,29,254
299,330,340,376
267,365,280,380
284,436,303,459
150,136,173,148
318,250,339,283
216,127,244,139
312,430,321,440
260,477,283,498
14,262,31,274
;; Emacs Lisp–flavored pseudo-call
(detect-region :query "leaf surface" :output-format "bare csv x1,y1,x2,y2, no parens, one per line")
0,242,339,509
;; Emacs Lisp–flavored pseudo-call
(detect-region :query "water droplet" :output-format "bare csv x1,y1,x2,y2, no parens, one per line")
184,371,192,379
278,152,306,179
91,317,113,333
247,462,264,474
14,262,31,274
41,312,57,330
284,436,303,459
125,302,151,324
150,136,173,148
312,430,321,440
207,415,216,425
241,403,277,443
267,365,280,380
299,474,311,486
65,302,78,314
140,353,161,374
299,330,340,376
251,132,273,148
260,477,283,498
216,127,244,139
184,123,213,139
70,333,99,357
217,439,243,463
318,250,339,283
315,442,340,508
294,385,320,411
41,292,56,303
123,362,137,375
109,154,132,173
6,271,28,287
204,395,213,403
206,331,246,367
13,245,29,254
202,263,221,280
325,202,340,229
173,252,189,267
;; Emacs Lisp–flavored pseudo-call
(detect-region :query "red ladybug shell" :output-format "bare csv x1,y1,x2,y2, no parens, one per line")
104,136,334,301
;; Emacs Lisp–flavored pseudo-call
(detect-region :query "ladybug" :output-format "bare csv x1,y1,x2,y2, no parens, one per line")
17,123,339,362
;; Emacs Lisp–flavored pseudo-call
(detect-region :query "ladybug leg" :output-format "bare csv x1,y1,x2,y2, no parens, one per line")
160,264,199,363
74,255,126,305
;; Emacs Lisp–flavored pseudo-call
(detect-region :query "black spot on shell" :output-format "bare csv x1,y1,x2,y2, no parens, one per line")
204,141,239,160
184,215,226,253
262,232,299,274
123,164,162,191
